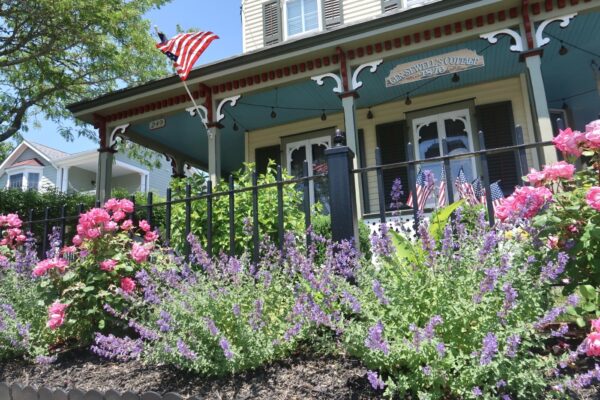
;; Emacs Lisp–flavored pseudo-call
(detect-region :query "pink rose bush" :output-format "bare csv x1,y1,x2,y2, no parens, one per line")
47,302,68,330
587,187,600,211
33,258,69,277
495,186,553,222
585,319,600,357
0,213,26,249
552,119,600,157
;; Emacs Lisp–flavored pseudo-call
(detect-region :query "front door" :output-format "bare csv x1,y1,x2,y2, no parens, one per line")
286,136,331,213
412,109,477,206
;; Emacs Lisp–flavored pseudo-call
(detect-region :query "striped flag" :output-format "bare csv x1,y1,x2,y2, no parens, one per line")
407,169,434,211
472,178,486,204
454,168,478,205
489,180,505,210
156,31,219,81
437,166,447,208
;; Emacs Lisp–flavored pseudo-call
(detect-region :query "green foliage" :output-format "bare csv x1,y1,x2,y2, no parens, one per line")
170,162,306,255
0,0,171,156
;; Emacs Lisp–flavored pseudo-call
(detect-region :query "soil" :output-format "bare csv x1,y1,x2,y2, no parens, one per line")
0,350,380,399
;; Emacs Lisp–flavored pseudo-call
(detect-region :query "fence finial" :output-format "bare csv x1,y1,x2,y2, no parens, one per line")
334,129,346,147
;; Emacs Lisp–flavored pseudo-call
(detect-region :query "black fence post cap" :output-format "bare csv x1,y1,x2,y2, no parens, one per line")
334,129,346,147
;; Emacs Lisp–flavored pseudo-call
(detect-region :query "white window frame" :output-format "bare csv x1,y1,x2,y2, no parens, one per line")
5,166,44,191
286,135,331,206
283,0,322,41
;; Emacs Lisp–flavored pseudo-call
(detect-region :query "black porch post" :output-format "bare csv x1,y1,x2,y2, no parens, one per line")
325,131,359,246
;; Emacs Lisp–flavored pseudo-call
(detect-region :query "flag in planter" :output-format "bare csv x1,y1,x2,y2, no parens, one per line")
489,180,505,210
156,30,219,80
407,169,434,211
437,166,447,208
454,167,477,205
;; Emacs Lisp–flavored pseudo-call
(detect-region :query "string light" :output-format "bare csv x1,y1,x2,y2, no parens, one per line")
233,121,239,131
451,73,460,83
367,107,374,119
321,110,327,121
405,93,412,106
270,107,277,119
559,41,568,56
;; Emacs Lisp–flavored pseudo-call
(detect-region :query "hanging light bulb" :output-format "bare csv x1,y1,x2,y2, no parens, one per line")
233,121,239,131
367,107,374,119
270,107,277,119
321,110,327,121
405,93,412,106
452,73,460,83
559,41,568,56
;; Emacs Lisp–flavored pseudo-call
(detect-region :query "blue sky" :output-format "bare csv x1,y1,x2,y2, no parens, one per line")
20,0,243,153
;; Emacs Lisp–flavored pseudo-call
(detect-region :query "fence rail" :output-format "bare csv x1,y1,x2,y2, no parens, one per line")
19,121,567,258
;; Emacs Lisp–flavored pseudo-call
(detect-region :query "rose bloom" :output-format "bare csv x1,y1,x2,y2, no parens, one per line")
119,199,134,213
543,161,575,181
104,198,120,213
144,230,158,242
139,220,151,232
120,277,136,293
47,302,68,330
526,168,546,186
33,258,69,277
496,186,553,221
584,119,600,150
112,210,126,222
587,187,600,211
591,319,600,333
547,235,559,249
586,332,600,357
130,242,150,263
99,259,117,272
104,221,119,232
72,235,83,246
121,219,133,231
553,127,584,157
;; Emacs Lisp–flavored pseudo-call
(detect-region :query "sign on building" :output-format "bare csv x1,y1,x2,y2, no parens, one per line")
385,49,485,87
149,118,166,130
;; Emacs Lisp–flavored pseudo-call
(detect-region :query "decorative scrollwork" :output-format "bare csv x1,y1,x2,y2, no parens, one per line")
311,73,344,94
185,105,209,124
352,60,383,90
480,29,524,52
535,13,577,47
216,95,241,123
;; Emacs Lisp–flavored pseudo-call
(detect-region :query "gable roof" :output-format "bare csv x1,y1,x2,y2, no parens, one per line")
27,142,69,160
0,140,60,175
9,158,44,168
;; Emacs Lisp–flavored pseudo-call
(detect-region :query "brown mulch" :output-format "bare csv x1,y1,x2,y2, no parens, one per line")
0,350,380,399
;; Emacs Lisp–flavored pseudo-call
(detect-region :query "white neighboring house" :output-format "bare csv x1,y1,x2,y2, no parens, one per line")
0,141,173,197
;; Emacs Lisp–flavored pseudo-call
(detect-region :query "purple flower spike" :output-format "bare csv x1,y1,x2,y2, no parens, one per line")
365,321,390,355
367,370,385,390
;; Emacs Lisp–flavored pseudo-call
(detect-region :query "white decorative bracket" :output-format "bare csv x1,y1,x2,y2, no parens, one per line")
535,13,577,47
185,105,209,125
352,60,383,90
480,29,524,52
311,73,344,94
216,95,241,123
109,124,129,147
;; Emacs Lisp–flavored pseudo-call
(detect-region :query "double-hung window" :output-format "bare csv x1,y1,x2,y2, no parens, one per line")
285,0,320,39
9,173,23,189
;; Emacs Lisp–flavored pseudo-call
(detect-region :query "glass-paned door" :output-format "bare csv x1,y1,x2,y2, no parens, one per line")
412,109,476,207
287,136,331,213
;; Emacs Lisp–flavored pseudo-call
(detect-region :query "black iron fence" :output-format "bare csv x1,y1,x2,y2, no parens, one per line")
22,121,565,258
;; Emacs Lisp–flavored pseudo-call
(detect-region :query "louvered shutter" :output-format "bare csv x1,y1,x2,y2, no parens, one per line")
376,121,409,211
255,145,281,175
381,0,401,13
475,102,519,196
263,1,282,46
322,0,343,30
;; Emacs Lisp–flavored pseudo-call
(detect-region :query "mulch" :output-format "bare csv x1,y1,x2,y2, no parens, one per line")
0,350,380,399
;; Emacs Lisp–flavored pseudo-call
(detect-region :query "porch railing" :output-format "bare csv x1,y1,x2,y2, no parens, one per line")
22,122,565,258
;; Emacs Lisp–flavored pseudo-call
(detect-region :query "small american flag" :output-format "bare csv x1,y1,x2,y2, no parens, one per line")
407,169,434,211
455,168,478,205
472,178,486,204
437,166,447,208
156,30,219,81
489,180,505,210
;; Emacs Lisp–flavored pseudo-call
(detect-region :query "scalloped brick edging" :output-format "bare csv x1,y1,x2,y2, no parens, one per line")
0,383,197,400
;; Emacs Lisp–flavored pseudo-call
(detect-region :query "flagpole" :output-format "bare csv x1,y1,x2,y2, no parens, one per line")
154,25,208,130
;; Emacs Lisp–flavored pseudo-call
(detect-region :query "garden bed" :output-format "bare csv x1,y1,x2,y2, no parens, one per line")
0,350,378,399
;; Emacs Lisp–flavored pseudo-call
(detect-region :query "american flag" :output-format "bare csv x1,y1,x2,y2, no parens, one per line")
407,169,434,211
489,181,505,210
437,166,447,208
156,30,219,81
472,178,486,204
454,167,478,205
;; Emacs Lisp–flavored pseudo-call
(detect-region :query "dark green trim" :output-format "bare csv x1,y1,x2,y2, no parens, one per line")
68,0,489,114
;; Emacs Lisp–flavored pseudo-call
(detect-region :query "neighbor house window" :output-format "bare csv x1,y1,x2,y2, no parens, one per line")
27,173,40,190
9,173,23,189
285,0,320,38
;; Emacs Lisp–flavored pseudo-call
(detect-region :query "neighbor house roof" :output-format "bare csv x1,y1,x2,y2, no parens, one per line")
27,142,69,161
8,158,44,168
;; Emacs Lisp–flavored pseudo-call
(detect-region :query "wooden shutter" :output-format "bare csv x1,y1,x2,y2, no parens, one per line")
475,101,518,196
255,145,281,175
376,121,409,211
381,0,401,13
263,1,282,46
322,0,343,30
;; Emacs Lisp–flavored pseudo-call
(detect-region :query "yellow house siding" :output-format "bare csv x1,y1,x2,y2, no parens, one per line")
343,0,382,25
242,0,272,53
246,76,534,216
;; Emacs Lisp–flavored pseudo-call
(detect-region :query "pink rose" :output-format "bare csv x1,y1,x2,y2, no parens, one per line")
553,128,584,157
547,235,559,249
587,187,600,211
543,161,575,181
5,214,22,228
112,210,126,222
130,243,150,263
144,231,158,242
104,198,120,213
139,220,151,232
33,258,69,277
495,186,552,221
47,302,68,330
591,319,600,333
526,168,546,186
119,199,134,213
99,259,117,272
72,235,83,246
121,219,133,231
586,131,600,150
120,277,136,293
586,332,600,357
104,221,118,232
86,228,101,239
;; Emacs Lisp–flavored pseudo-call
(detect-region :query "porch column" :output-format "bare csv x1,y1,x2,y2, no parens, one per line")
523,51,558,165
207,123,222,185
96,149,114,203
340,92,359,155
61,167,70,193
139,173,148,193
